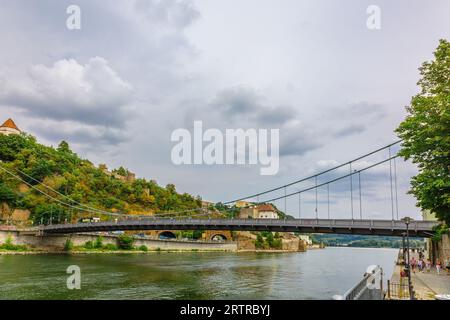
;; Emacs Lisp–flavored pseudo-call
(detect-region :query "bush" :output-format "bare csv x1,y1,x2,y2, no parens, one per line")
94,236,103,249
0,235,28,251
117,234,134,250
64,238,73,251
432,223,448,242
138,245,148,252
272,238,283,249
255,233,265,249
266,232,274,247
84,241,94,249
104,243,118,250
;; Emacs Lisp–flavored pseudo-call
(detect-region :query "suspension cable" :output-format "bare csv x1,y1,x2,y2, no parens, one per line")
224,140,402,204
257,155,399,203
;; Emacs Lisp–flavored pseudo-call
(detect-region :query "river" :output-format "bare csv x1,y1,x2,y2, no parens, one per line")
0,247,397,300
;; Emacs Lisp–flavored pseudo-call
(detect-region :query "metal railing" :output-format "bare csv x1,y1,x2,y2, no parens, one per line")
41,218,438,237
387,280,410,300
336,265,384,300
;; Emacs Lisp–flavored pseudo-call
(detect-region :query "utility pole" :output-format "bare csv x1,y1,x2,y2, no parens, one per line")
401,232,406,264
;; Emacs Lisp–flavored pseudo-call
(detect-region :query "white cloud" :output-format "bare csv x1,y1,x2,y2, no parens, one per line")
0,57,133,128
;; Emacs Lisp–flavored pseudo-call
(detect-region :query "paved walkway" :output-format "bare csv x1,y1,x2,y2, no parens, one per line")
390,249,450,300
412,268,450,298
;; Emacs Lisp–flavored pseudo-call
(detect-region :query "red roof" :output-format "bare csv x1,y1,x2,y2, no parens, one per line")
257,204,276,212
1,118,20,131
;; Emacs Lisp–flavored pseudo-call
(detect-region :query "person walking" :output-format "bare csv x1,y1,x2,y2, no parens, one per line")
436,260,442,275
411,257,417,273
418,258,424,272
426,259,431,273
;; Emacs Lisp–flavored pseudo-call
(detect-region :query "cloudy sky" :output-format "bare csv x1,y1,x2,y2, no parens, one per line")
0,0,448,220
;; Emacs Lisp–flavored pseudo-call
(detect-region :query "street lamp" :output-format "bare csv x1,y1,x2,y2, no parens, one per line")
401,216,414,300
401,232,406,265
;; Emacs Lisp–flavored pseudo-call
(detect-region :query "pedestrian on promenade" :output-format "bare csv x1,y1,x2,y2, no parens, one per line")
411,257,416,273
418,258,424,272
426,259,431,273
436,261,442,275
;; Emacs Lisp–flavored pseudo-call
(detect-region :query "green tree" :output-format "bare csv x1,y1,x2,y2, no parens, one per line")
272,238,282,249
64,238,74,251
266,232,274,247
396,39,450,225
117,234,134,250
255,233,264,249
34,204,68,225
57,141,71,154
0,183,17,203
84,241,94,249
94,236,103,249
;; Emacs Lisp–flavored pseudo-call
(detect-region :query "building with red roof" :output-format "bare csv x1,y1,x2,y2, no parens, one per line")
0,118,21,136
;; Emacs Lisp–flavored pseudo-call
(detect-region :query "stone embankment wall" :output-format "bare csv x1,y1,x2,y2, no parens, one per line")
0,230,237,252
235,231,307,252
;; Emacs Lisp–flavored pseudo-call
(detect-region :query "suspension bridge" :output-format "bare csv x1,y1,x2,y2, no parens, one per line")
0,141,440,237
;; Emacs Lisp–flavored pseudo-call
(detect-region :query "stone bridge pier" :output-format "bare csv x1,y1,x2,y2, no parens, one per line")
202,230,232,241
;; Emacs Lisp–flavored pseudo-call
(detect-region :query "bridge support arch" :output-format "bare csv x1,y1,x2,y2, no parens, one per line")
203,230,232,242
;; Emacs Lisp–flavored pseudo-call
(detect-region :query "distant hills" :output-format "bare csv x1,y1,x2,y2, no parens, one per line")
310,234,425,248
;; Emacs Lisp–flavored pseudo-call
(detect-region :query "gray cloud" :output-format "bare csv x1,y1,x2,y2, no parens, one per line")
334,124,366,137
0,57,133,128
0,0,448,220
181,85,322,157
30,119,129,147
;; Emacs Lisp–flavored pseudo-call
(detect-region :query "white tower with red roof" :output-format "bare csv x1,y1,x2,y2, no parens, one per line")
0,118,21,135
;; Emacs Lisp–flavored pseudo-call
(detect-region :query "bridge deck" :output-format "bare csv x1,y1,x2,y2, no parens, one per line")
42,218,437,238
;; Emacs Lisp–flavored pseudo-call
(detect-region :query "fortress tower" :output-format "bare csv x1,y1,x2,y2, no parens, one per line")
0,118,21,136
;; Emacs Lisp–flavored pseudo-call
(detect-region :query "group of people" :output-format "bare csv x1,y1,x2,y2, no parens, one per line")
409,254,450,275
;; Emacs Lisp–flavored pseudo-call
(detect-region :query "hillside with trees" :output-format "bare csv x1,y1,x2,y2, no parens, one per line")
0,133,202,224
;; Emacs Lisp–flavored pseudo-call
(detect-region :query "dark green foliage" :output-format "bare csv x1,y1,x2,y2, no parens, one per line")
84,241,94,249
94,236,103,249
396,39,450,225
0,235,28,251
64,238,73,251
214,202,240,218
310,234,425,248
432,223,449,242
266,232,274,247
33,204,68,225
255,233,265,249
117,234,134,250
0,183,17,203
254,232,282,249
272,238,282,249
104,243,118,250
138,245,148,252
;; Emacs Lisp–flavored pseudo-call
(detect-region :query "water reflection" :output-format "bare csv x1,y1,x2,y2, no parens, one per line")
0,248,397,300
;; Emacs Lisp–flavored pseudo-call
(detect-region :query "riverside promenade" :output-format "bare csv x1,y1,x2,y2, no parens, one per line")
389,250,450,300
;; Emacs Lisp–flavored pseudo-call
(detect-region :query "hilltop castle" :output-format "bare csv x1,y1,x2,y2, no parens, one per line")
0,118,21,136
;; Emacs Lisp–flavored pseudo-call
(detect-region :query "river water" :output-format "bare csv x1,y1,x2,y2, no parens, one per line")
0,247,397,300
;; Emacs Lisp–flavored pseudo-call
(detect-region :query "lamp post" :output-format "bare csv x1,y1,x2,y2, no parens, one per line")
401,217,414,300
401,232,406,264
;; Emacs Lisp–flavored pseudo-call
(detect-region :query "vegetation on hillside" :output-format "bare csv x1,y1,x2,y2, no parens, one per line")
0,134,202,224
310,234,425,249
255,231,283,249
396,39,450,226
